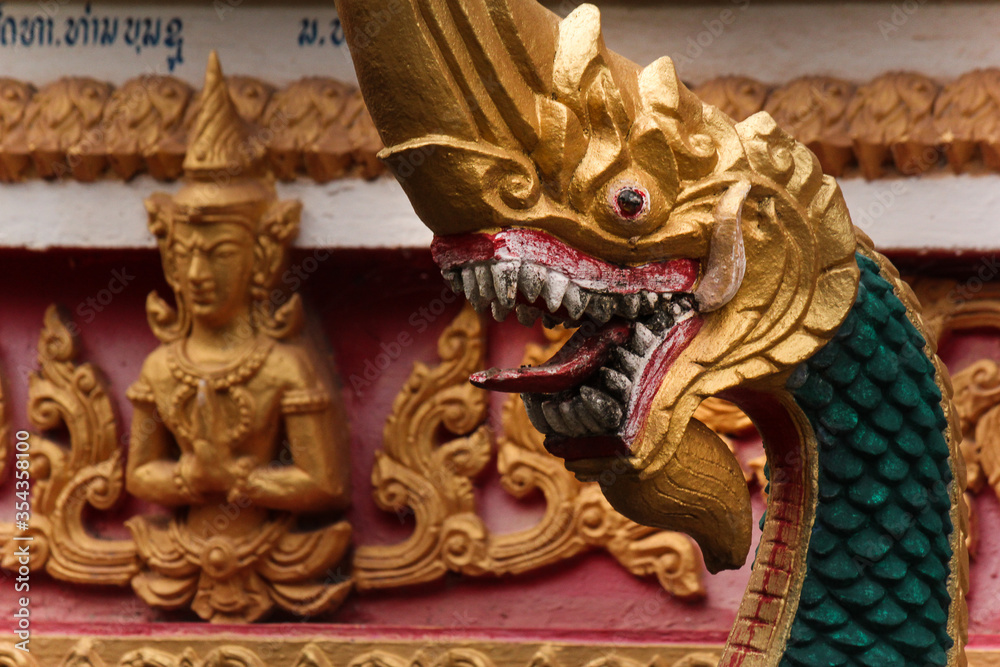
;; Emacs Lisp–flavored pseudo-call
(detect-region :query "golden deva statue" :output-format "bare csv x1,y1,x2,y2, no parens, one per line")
124,53,352,623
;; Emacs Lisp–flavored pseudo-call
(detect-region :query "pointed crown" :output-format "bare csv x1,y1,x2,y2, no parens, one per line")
173,51,274,212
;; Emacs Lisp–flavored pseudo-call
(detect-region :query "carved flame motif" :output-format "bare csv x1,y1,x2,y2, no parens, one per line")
353,306,705,598
0,305,137,584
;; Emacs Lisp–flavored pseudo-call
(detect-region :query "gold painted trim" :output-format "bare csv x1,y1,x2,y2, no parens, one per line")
4,70,1000,183
11,637,1000,667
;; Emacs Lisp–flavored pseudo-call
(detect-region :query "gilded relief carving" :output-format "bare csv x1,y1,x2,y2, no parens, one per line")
264,78,385,182
103,75,196,181
7,69,1000,182
692,76,768,123
0,77,36,182
25,76,113,181
25,640,730,667
764,76,856,176
124,53,352,623
0,304,137,584
934,69,1000,172
354,309,705,597
498,327,705,598
848,71,941,177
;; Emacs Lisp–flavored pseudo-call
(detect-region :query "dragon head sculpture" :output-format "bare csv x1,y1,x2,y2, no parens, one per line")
337,0,860,576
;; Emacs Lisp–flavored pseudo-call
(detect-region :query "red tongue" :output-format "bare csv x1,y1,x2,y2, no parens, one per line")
471,321,632,394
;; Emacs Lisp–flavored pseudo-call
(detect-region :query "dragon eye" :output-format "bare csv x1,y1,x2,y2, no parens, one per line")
615,187,647,219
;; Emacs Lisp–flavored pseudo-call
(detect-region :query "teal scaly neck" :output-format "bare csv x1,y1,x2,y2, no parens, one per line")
779,253,956,666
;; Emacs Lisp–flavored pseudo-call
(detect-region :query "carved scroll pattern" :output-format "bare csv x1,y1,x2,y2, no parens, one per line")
0,305,137,584
9,69,1000,182
353,308,705,599
495,328,705,599
0,74,385,183
14,639,722,667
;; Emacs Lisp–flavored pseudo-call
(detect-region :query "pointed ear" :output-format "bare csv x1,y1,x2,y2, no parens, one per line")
261,199,302,243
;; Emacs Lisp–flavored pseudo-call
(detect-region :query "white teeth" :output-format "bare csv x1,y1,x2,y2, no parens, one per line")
572,397,603,433
599,367,632,401
516,304,541,326
492,301,512,322
519,263,546,303
612,347,643,376
640,291,658,313
632,322,658,352
475,264,495,301
523,394,552,434
587,295,616,324
443,270,463,295
563,283,590,320
559,401,588,437
492,261,519,308
542,400,570,433
580,386,623,430
463,266,490,312
462,266,477,301
619,293,640,319
542,272,570,313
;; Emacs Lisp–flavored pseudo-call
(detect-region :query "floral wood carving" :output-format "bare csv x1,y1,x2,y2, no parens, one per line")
848,71,941,178
0,304,137,584
25,77,113,181
497,327,705,598
692,76,769,123
0,73,383,183
0,77,36,182
9,69,1000,182
352,304,492,589
353,309,705,598
39,641,725,667
764,76,856,177
264,78,384,182
103,76,196,181
934,68,1000,173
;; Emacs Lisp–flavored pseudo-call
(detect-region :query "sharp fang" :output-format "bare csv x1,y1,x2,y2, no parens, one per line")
640,291,658,313
523,394,553,434
492,301,512,322
563,284,591,320
542,400,571,434
619,293,640,319
462,266,477,302
542,271,570,313
631,322,658,352
516,304,541,326
694,179,751,313
587,295,615,324
599,367,632,401
580,386,623,430
573,397,603,433
443,270,463,295
475,264,496,301
519,263,546,303
611,347,643,376
559,400,588,437
492,261,519,309
645,311,674,333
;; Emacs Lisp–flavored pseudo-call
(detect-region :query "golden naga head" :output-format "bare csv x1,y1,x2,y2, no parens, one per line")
339,0,860,572
144,52,303,343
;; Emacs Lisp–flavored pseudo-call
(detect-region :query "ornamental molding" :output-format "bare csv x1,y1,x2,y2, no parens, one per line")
4,69,1000,183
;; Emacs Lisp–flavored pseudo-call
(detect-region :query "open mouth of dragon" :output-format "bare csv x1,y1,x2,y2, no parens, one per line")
432,229,704,462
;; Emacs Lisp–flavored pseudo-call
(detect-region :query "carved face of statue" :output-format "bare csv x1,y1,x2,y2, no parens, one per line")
171,221,256,328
